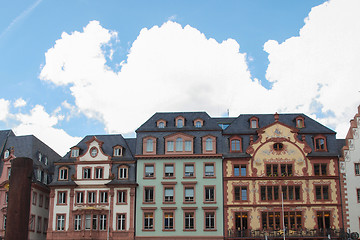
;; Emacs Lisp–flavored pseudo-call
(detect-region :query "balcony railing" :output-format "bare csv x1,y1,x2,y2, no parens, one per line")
226,228,348,239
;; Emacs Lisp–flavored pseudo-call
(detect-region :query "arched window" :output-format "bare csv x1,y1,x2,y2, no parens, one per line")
4,150,9,159
177,119,184,128
158,122,165,128
231,140,241,152
314,136,327,151
176,138,183,151
206,138,213,151
146,139,153,152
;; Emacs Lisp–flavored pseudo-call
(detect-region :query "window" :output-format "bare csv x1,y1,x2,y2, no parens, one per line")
273,143,283,151
185,140,192,151
90,147,98,157
3,215,6,230
146,139,153,152
314,136,327,151
113,147,122,156
144,164,155,178
282,186,301,200
184,212,194,230
314,163,327,176
205,212,215,230
184,187,194,202
158,121,165,128
261,212,281,230
164,212,174,230
234,186,248,201
144,212,154,230
100,191,108,203
234,164,247,176
57,215,65,231
85,215,91,230
357,189,360,203
315,185,329,200
164,187,174,202
204,163,215,177
317,211,331,229
296,117,305,128
195,121,202,128
177,119,184,128
92,215,98,230
38,152,42,161
250,117,259,128
117,214,126,230
83,168,91,179
266,164,278,177
58,192,66,204
280,164,293,176
355,163,360,175
59,167,68,180
43,218,48,233
117,190,127,204
99,215,107,230
76,192,84,204
43,172,48,184
167,141,174,152
45,197,49,209
184,164,194,177
74,215,81,231
39,194,43,207
164,164,174,177
88,191,96,204
4,150,9,159
205,138,213,151
230,138,241,152
37,216,42,232
44,157,48,165
119,166,128,179
144,187,154,203
261,186,279,201
71,148,79,157
205,186,215,202
30,215,35,231
95,168,103,179
7,168,11,179
235,212,248,231
5,192,8,204
176,138,183,151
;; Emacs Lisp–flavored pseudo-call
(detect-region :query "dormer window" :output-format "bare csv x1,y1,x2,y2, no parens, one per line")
59,167,68,181
118,165,128,179
143,137,156,155
296,116,305,128
194,118,204,128
175,116,185,128
71,148,79,158
230,136,242,152
249,117,259,129
90,147,98,157
113,146,123,157
314,135,327,151
202,135,216,154
38,152,42,161
157,119,166,128
44,157,48,165
4,150,9,159
165,133,194,154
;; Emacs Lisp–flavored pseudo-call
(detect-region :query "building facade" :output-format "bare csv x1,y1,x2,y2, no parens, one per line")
341,105,360,237
0,130,61,240
46,135,137,240
223,113,345,239
135,112,224,239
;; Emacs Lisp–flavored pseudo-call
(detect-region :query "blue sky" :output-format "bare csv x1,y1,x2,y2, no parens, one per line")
0,0,359,155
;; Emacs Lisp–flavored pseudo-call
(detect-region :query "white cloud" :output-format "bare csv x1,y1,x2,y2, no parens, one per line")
40,20,268,134
13,105,81,156
14,98,27,108
264,0,360,137
39,0,360,138
0,99,10,121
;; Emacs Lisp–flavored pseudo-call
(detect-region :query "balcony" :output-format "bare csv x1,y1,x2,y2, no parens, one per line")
226,228,347,239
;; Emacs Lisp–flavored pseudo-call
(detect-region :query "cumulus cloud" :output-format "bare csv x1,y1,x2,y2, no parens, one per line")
13,105,81,156
39,0,360,138
0,99,10,121
264,0,360,136
14,98,27,108
40,20,268,134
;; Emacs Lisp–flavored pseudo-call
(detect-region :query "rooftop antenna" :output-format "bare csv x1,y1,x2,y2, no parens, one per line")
227,109,229,117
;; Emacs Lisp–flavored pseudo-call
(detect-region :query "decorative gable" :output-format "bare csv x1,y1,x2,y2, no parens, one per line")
78,136,110,161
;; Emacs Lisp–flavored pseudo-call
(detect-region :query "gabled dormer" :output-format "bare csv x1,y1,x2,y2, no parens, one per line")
78,136,111,161
249,116,259,129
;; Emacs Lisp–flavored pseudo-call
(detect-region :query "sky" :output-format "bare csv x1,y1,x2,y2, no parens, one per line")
0,0,359,156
